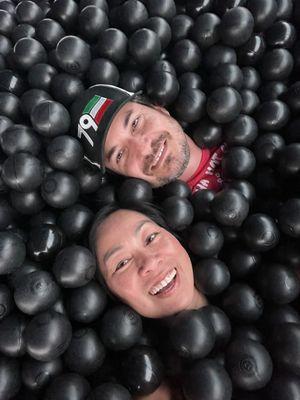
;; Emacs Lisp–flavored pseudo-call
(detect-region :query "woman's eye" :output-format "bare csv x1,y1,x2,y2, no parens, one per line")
132,117,139,130
146,232,159,245
116,258,129,271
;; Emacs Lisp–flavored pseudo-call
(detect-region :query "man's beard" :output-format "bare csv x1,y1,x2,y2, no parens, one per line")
153,139,190,187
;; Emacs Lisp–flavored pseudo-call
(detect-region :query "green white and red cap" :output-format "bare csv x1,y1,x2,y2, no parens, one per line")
71,84,135,173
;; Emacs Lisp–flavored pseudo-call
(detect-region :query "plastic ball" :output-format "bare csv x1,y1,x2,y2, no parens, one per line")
242,213,280,252
237,34,266,66
22,358,63,391
246,0,278,32
57,203,93,240
47,0,78,30
226,339,273,390
79,6,109,41
220,7,254,47
31,100,70,137
12,38,47,70
203,44,237,70
64,328,106,376
96,28,128,65
0,284,14,322
260,49,294,81
88,58,120,85
128,28,161,67
146,70,179,106
225,245,261,278
0,313,27,357
120,345,164,395
20,88,52,116
0,92,20,121
0,356,21,400
25,310,72,362
191,12,220,49
0,231,26,275
53,245,95,288
99,305,142,351
0,69,27,97
41,171,80,208
224,114,258,147
50,73,85,106
183,358,232,400
194,258,231,295
35,18,65,50
207,87,242,124
171,14,194,42
222,283,264,322
188,222,224,257
87,383,131,400
15,1,44,25
144,0,176,21
66,281,107,324
170,39,201,73
27,223,64,262
56,35,91,75
0,124,41,156
144,16,171,50
14,270,60,315
192,118,222,148
222,146,256,179
44,373,90,400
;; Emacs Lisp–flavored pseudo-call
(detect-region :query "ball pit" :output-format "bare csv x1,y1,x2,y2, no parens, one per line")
0,0,300,399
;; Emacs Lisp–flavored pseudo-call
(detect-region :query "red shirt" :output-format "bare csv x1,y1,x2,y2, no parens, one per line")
187,144,226,194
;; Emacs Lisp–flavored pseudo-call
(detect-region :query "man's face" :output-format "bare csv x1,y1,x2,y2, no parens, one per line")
103,101,190,187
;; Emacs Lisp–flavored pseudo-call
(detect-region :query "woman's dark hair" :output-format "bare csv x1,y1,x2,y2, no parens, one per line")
89,201,176,298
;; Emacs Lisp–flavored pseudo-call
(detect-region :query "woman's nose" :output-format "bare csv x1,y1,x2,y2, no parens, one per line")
137,253,158,275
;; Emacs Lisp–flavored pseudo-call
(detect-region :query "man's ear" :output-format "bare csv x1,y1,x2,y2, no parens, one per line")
153,105,170,116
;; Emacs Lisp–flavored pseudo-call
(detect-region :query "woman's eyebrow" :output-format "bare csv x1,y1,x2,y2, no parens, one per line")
103,245,122,264
134,220,153,236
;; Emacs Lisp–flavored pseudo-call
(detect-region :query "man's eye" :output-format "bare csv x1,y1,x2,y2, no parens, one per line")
116,258,130,271
116,150,123,163
146,232,159,245
132,117,139,130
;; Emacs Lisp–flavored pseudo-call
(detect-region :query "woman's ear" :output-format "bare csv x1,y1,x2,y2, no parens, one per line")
153,105,170,116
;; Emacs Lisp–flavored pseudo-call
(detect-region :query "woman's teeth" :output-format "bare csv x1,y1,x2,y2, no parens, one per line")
149,268,177,296
152,142,165,168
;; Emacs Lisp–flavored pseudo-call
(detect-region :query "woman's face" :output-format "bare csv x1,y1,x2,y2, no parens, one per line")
95,209,206,318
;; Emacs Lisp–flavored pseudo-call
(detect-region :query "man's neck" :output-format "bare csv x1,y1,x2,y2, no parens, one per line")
179,136,202,182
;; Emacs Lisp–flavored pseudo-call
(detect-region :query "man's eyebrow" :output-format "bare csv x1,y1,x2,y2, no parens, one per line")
106,145,117,163
135,220,153,236
103,245,122,265
124,110,133,129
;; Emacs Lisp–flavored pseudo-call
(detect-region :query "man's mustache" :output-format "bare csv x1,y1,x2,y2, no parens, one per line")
142,134,166,175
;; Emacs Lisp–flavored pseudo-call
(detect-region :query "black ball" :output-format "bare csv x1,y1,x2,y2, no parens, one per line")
119,69,144,92
22,357,63,391
36,18,65,49
14,270,60,315
237,34,266,66
265,21,296,49
56,35,91,75
220,7,254,47
0,124,41,156
203,44,237,70
118,0,148,33
0,69,27,96
183,358,232,400
206,305,231,350
209,63,243,90
171,13,194,42
226,339,273,390
224,114,258,147
246,0,278,32
194,258,231,296
242,66,261,90
12,37,47,70
88,383,131,400
25,310,72,361
207,87,242,124
50,73,85,106
188,222,224,257
45,373,90,400
260,49,294,81
191,12,220,49
269,322,300,376
0,231,26,275
144,0,176,21
128,28,161,67
170,39,201,73
266,373,300,400
281,81,300,114
79,6,108,41
192,118,223,148
2,152,44,192
253,133,285,165
64,328,106,376
118,178,153,204
88,57,119,86
225,245,261,278
144,16,171,50
47,0,78,30
15,0,44,25
222,146,256,179
0,356,21,399
0,283,14,321
57,203,93,240
41,171,80,209
28,63,57,91
256,263,300,305
161,196,194,231
211,188,249,227
0,92,20,121
120,345,164,395
278,198,300,237
242,213,280,252
27,223,64,262
146,70,179,106
96,28,128,65
53,245,96,288
31,100,70,137
222,283,264,322
99,305,142,351
20,88,52,117
0,313,27,357
174,87,206,123
46,135,83,172
66,281,107,324
278,143,300,178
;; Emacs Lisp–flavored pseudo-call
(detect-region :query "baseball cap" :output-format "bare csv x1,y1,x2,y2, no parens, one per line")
71,84,135,173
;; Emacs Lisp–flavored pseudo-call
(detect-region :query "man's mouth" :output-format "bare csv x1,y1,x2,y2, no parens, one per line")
151,139,167,170
149,268,177,296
